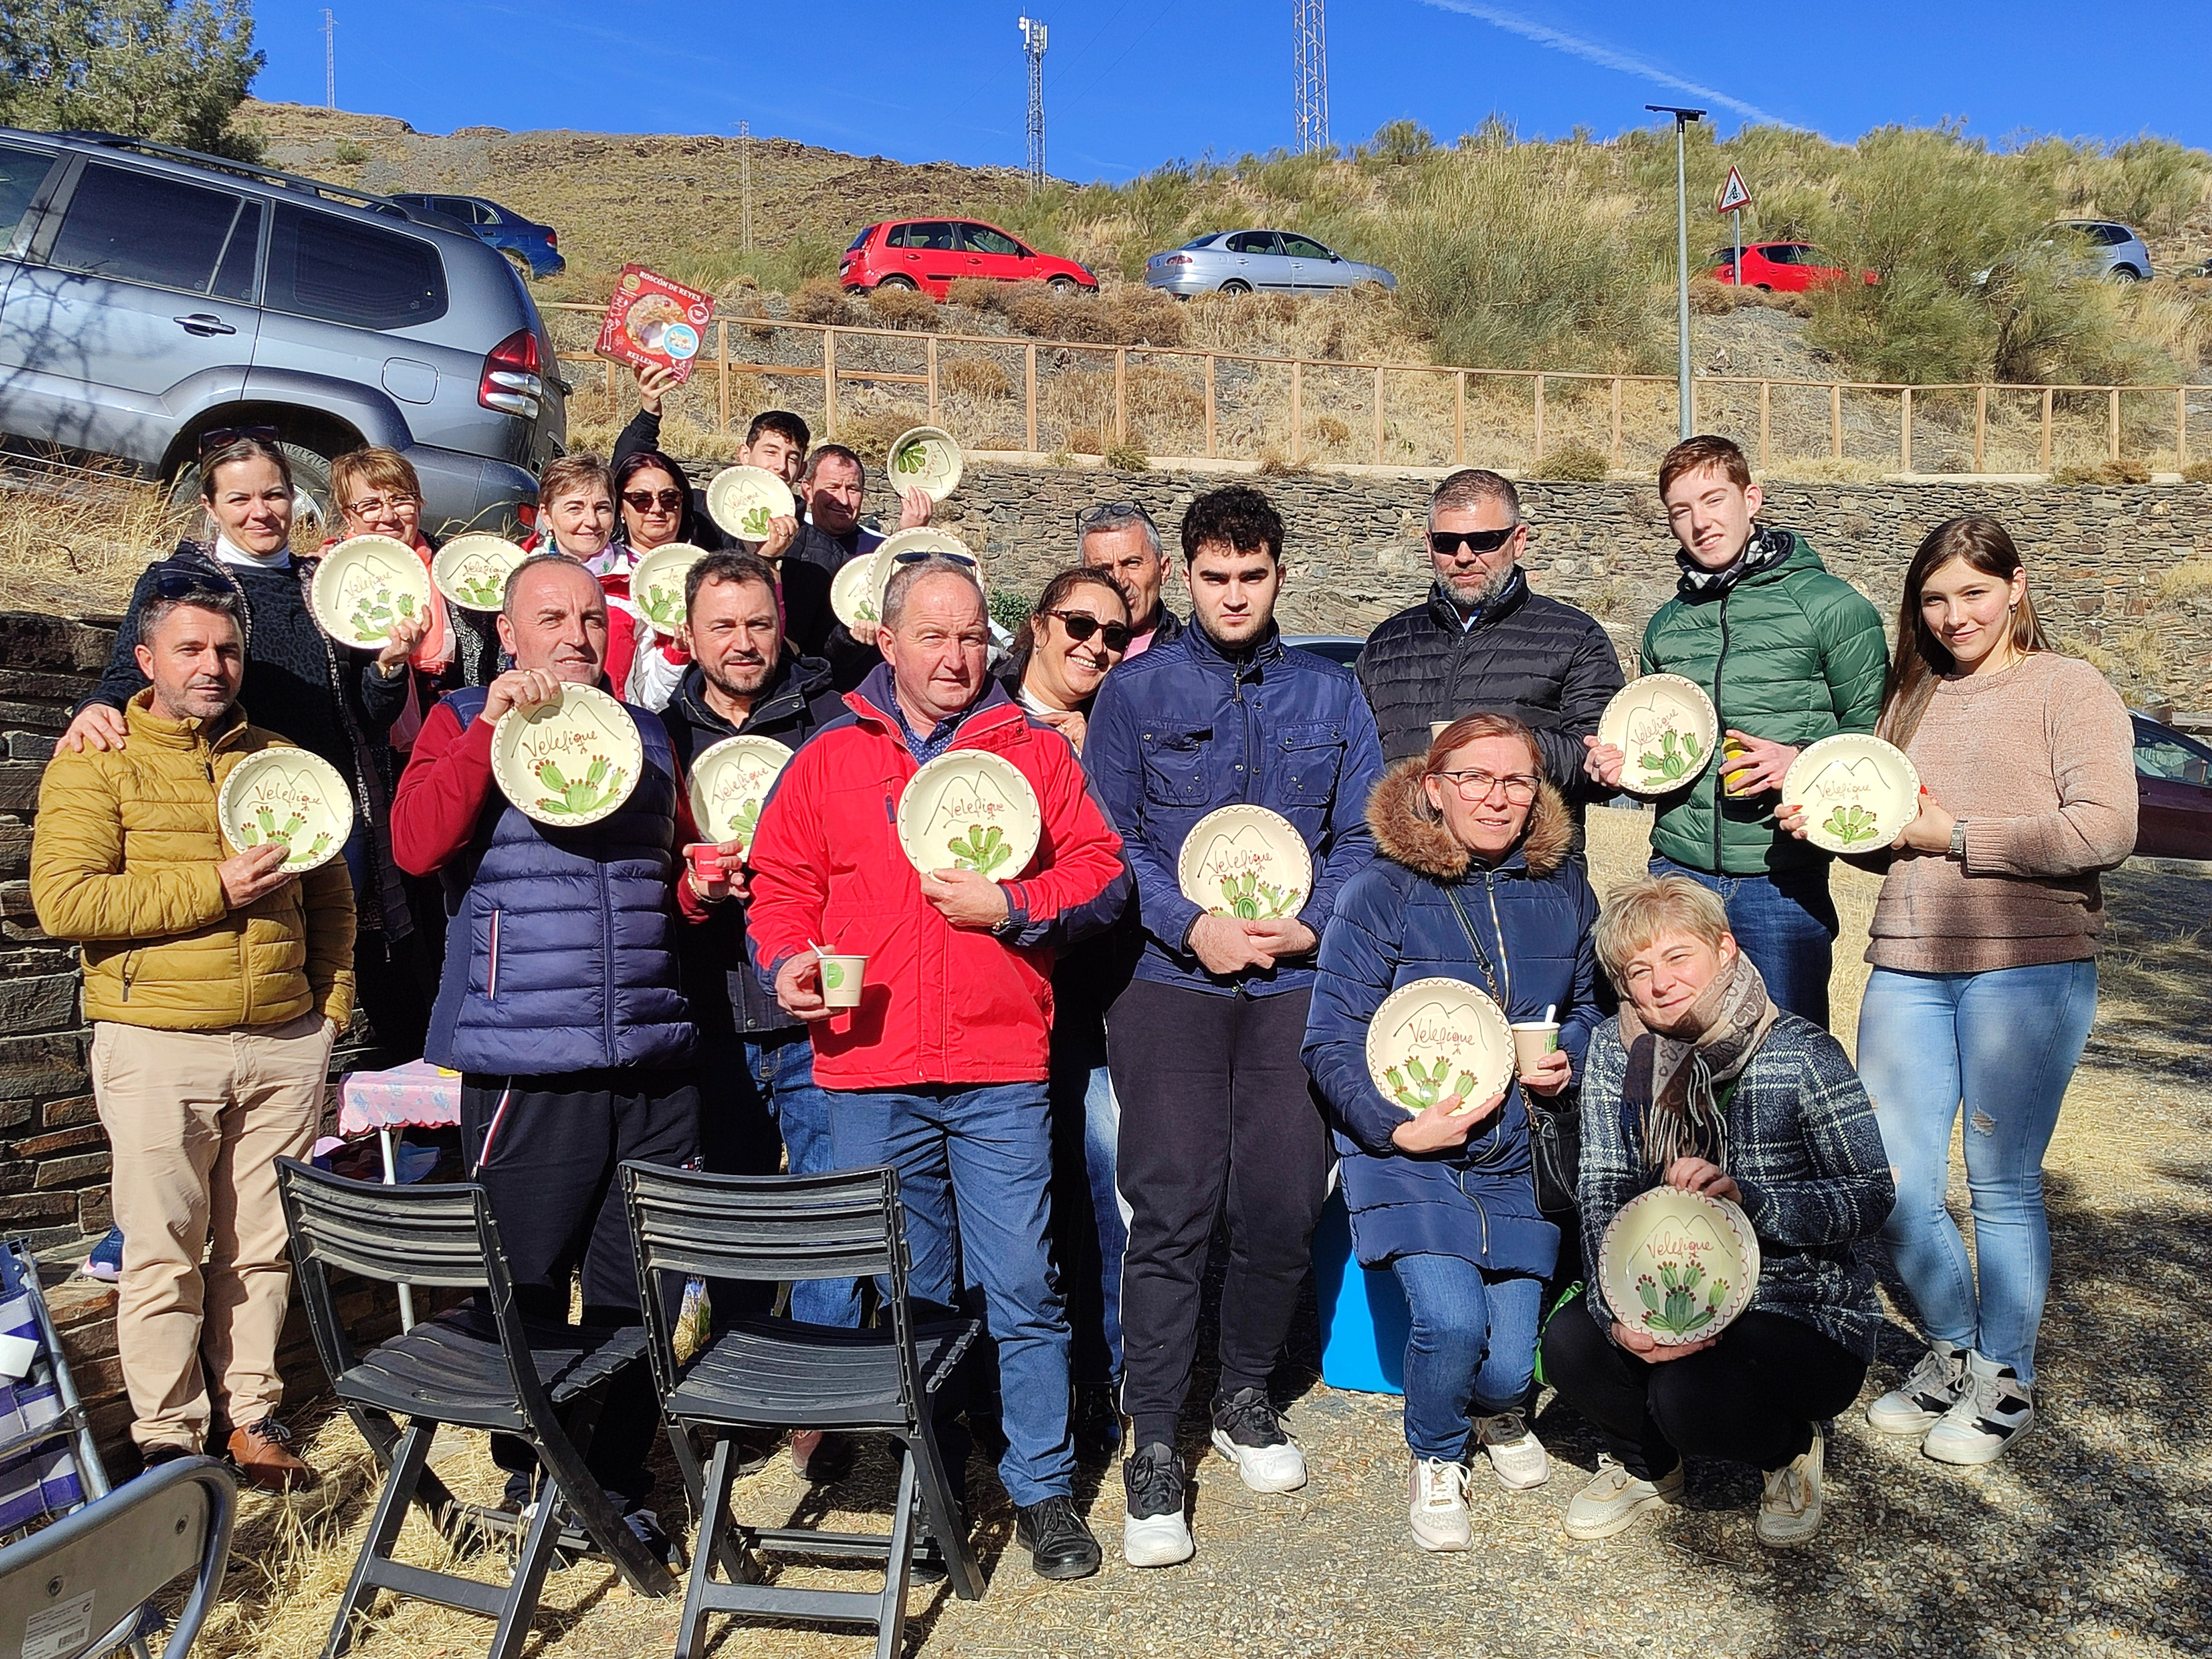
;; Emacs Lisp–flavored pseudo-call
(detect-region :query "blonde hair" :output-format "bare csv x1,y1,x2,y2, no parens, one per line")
330,446,422,508
1593,874,1733,987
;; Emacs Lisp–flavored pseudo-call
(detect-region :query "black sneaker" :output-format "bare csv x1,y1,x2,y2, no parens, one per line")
1208,1386,1308,1494
1014,1494,1101,1580
1120,1441,1194,1567
1071,1383,1123,1465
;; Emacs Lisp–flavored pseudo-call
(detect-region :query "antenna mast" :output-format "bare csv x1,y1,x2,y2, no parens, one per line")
322,9,336,110
739,121,753,253
1019,16,1047,185
1293,0,1328,153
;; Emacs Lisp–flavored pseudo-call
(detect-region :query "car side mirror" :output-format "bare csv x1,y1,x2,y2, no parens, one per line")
1329,253,1342,262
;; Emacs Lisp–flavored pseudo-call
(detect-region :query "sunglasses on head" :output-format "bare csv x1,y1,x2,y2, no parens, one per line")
622,488,686,513
150,566,233,602
890,549,979,568
1428,526,1518,557
1075,500,1156,529
1046,608,1131,652
198,424,280,456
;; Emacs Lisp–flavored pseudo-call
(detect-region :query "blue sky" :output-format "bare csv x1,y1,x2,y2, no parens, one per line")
256,1,2212,181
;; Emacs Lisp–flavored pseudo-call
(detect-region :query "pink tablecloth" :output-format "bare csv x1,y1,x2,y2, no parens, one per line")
338,1058,463,1137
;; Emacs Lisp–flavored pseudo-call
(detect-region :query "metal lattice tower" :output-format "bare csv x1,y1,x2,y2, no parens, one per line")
1019,17,1047,185
1292,0,1328,153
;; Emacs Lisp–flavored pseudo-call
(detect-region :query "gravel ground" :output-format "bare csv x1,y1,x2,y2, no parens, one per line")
191,812,2212,1659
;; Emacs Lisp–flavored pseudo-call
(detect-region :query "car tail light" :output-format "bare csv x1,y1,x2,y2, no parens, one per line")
480,328,543,419
545,229,557,249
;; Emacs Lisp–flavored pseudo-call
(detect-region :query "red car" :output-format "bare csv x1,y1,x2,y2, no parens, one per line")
2132,712,2212,860
841,218,1098,299
1710,242,1877,292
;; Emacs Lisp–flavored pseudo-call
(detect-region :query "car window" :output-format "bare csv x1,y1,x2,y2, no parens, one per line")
1227,232,1281,255
2135,720,2212,783
0,143,57,256
265,202,448,329
890,222,955,251
209,200,262,302
46,163,252,294
1712,248,1738,265
961,224,1023,257
473,203,504,226
1281,235,1331,259
849,225,877,252
1180,234,1219,250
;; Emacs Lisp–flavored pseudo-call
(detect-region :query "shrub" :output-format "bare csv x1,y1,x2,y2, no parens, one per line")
331,139,368,165
1689,276,1745,316
989,587,1034,634
790,278,858,326
867,284,939,330
1103,442,1151,472
2050,458,2152,486
941,355,1012,400
945,278,1004,312
1530,441,1610,481
2182,460,2212,484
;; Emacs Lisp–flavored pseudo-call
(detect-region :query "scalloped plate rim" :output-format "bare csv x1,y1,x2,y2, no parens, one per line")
629,541,712,637
1781,732,1922,854
310,534,436,648
894,748,1041,879
703,465,797,539
1597,1185,1762,1347
1175,804,1314,919
429,533,528,612
217,747,356,874
687,733,795,847
1597,673,1720,797
489,682,645,828
886,424,963,503
1363,974,1515,1119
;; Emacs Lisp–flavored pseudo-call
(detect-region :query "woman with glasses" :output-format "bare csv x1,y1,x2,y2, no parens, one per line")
1303,713,1603,1552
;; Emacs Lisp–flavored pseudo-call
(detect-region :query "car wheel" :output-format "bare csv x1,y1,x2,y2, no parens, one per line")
874,274,917,291
1755,283,1772,292
1219,280,1253,296
2110,264,2144,282
168,440,337,543
1047,275,1080,295
503,249,534,283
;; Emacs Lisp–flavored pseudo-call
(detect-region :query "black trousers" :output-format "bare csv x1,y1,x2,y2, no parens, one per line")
1108,980,1331,1451
460,1066,701,1506
1541,1298,1867,1477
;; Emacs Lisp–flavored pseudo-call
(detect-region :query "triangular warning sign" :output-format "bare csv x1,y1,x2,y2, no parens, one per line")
1716,166,1753,215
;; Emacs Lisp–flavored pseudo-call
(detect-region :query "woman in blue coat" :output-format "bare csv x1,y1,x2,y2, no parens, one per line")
1305,713,1603,1554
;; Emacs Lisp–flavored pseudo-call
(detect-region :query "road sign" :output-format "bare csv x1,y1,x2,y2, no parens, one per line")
1716,166,1752,215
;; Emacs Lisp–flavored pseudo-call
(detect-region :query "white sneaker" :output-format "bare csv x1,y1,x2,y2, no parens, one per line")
1922,1350,2034,1466
1121,1443,1194,1567
1473,1411,1551,1490
1756,1433,1824,1547
1562,1457,1684,1541
1866,1340,1968,1435
1407,1455,1472,1552
1209,1387,1308,1494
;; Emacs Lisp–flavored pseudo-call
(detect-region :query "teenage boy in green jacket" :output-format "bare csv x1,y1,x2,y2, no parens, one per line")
1584,435,1886,1029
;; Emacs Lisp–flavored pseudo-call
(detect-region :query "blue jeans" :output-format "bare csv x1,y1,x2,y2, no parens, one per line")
1387,1253,1544,1462
1858,962,2097,1384
1649,855,1839,1028
830,1082,1073,1506
698,1032,859,1329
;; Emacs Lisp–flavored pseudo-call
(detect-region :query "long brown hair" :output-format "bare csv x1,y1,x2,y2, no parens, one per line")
1879,515,2049,750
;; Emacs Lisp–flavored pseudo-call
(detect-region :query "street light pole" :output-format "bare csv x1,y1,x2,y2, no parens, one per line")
1649,104,1705,440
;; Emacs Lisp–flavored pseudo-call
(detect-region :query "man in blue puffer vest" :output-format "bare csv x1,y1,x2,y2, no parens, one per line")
1086,484,1385,1569
392,554,700,1561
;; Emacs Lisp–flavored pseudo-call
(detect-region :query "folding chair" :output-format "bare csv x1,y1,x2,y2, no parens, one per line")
621,1162,984,1659
275,1160,677,1659
0,1455,234,1659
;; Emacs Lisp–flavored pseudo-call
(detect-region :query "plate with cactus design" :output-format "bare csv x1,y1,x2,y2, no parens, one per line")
1597,674,1719,797
630,542,712,637
1364,977,1514,1120
703,465,796,542
868,529,985,625
1598,1186,1761,1347
309,534,437,650
688,734,794,851
886,425,962,503
831,551,884,633
430,533,528,613
1176,805,1313,922
1781,733,1921,855
491,682,644,828
895,749,1041,880
217,747,356,874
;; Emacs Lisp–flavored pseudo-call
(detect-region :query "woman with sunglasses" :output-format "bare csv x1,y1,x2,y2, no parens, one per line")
1303,713,1604,1552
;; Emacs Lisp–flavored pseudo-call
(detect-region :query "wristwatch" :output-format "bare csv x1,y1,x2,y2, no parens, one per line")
1948,819,1969,862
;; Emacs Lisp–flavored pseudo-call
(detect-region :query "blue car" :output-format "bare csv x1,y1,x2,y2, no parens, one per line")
388,192,565,281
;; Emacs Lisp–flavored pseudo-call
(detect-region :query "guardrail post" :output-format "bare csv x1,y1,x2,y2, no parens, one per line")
1026,343,1038,453
1374,366,1386,465
1830,383,1843,460
717,321,731,434
1454,371,1466,466
1291,359,1304,464
1758,380,1771,469
1974,385,1987,473
2041,387,2054,472
1609,377,1621,469
1532,374,1546,466
2180,386,2191,471
1901,387,1913,473
1205,354,1217,458
927,335,940,425
1114,349,1129,447
2109,387,2121,462
823,328,837,435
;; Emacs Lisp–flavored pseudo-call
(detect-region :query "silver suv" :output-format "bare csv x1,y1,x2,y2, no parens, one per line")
0,129,565,537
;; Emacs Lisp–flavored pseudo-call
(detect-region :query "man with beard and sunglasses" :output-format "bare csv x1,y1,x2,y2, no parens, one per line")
1356,469,1623,784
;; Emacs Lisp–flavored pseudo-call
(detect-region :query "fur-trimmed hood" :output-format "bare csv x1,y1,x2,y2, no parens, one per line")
1366,754,1573,880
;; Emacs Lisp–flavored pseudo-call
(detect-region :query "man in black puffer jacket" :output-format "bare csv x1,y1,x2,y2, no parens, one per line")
1357,469,1624,790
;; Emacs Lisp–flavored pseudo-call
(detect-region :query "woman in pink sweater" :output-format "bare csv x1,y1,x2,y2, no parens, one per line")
1788,515,2135,1468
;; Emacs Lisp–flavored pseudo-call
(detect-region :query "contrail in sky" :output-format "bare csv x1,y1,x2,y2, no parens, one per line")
1413,0,1796,128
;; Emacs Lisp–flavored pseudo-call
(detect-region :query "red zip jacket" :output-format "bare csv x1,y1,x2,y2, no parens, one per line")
745,668,1129,1090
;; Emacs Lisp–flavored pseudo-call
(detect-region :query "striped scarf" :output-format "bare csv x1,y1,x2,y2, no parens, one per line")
1616,948,1778,1174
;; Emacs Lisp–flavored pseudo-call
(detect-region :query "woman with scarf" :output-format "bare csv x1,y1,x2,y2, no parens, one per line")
1304,714,1602,1553
1541,874,1893,1550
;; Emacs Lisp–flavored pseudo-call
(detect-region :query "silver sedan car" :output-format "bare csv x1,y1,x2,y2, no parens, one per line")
1145,230,1397,297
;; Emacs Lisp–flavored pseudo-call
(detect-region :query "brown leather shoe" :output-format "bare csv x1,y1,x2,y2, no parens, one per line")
226,1419,316,1493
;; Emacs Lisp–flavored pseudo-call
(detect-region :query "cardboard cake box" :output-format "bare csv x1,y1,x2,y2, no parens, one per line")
594,264,717,385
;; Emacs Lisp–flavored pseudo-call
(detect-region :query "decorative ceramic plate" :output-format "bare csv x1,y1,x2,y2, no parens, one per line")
1598,674,1720,797
886,425,963,502
1782,733,1922,854
217,748,354,874
310,535,436,650
688,734,794,851
869,529,985,624
895,749,1041,879
429,533,528,612
703,465,796,541
630,542,711,636
1177,805,1313,920
1598,1186,1762,1347
1364,977,1515,1118
491,682,644,828
831,551,884,633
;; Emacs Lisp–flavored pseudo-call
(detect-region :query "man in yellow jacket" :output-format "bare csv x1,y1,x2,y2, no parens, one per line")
32,581,354,1491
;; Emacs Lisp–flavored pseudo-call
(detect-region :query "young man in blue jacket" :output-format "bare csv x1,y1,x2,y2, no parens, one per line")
1086,484,1386,1568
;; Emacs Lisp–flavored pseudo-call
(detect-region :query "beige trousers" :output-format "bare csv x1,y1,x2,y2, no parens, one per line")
91,1011,333,1451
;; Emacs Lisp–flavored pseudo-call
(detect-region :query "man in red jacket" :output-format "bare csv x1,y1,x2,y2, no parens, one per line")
747,555,1129,1583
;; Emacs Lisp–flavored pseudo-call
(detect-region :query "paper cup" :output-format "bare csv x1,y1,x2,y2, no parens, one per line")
1511,1021,1561,1075
685,843,726,884
819,953,866,1009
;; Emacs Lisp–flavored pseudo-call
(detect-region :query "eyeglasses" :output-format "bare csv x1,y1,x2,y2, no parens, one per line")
622,488,686,513
198,424,280,456
1076,500,1158,530
1431,768,1541,805
1046,609,1132,652
1428,526,1519,557
344,493,420,518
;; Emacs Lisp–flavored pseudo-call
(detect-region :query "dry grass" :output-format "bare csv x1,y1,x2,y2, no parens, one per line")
0,459,192,613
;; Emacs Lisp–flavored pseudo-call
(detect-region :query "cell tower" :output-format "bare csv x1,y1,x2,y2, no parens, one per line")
322,9,336,110
1019,17,1047,185
1292,0,1328,153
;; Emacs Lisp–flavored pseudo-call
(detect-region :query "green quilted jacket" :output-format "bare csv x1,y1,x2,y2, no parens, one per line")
1640,530,1888,875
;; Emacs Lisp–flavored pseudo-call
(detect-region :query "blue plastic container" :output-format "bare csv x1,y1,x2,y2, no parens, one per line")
1311,1187,1411,1395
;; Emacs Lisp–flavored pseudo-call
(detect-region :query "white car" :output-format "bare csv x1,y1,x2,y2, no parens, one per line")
1146,231,1396,298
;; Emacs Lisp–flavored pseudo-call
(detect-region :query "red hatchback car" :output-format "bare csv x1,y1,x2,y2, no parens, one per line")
1710,242,1877,292
841,218,1098,299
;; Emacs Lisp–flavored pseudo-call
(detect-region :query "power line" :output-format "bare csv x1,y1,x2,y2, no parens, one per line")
1293,0,1328,153
1019,16,1047,185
